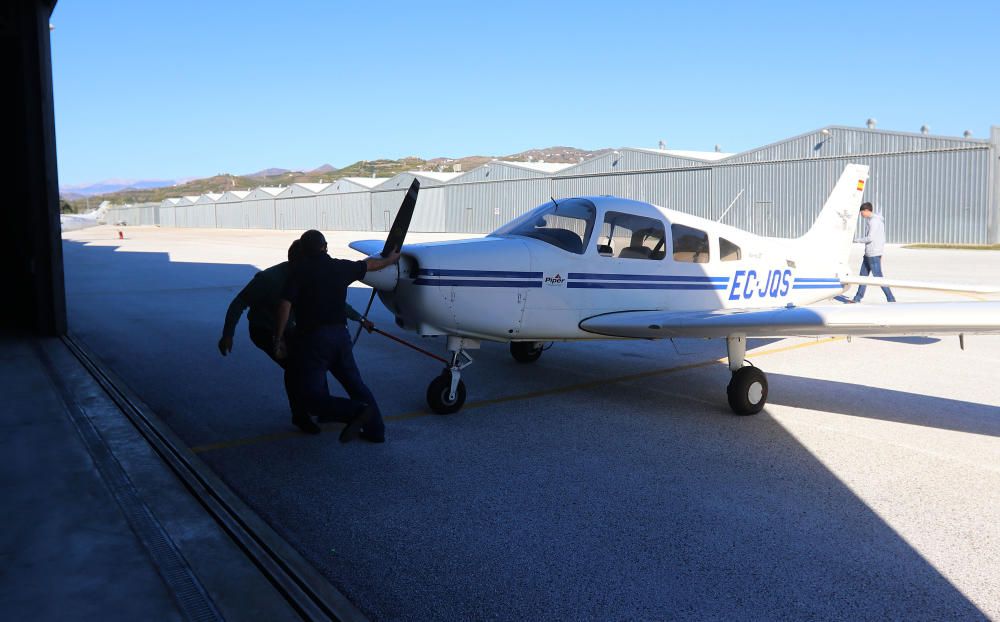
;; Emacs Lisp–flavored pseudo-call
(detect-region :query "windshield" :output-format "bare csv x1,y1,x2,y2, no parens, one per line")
491,198,597,254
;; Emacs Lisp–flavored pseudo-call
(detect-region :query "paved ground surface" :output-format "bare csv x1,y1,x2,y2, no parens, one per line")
0,335,304,622
63,225,1000,621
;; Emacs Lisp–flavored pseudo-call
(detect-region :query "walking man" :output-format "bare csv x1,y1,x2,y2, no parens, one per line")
274,230,399,442
850,202,896,303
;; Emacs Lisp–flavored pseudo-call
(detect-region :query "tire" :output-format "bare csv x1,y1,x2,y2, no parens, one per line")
427,373,467,414
510,341,543,363
726,366,768,415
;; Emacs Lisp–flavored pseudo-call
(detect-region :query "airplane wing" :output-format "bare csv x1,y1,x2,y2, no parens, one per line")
579,301,1000,339
348,239,385,257
839,276,1000,294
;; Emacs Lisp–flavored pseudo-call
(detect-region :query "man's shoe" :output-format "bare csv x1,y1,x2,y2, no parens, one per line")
292,416,321,435
340,404,375,443
360,429,385,443
847,299,859,304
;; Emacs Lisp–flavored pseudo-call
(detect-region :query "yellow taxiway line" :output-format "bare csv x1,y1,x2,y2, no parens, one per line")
190,337,844,455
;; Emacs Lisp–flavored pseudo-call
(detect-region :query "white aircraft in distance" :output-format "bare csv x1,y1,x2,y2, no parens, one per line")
60,201,111,231
350,166,1000,415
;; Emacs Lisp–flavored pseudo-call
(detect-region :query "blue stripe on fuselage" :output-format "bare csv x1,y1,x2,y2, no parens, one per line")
413,278,542,288
568,272,729,282
567,282,726,290
417,268,542,278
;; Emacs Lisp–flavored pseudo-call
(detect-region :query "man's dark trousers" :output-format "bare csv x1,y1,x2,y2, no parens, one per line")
249,325,308,421
292,325,386,436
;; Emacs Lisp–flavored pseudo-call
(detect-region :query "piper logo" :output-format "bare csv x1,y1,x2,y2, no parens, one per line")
544,273,566,286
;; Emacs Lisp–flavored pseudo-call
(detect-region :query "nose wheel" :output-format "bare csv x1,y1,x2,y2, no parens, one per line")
427,373,466,414
426,337,478,415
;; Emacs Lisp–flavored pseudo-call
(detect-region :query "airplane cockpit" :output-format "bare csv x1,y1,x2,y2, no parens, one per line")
598,211,667,260
492,197,744,265
491,198,597,254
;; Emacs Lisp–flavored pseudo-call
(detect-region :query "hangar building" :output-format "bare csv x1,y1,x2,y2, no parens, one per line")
115,124,1000,244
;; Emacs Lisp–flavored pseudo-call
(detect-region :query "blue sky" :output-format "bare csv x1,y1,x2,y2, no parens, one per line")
52,0,1000,187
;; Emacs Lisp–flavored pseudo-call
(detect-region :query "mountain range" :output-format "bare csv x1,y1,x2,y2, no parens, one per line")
59,146,611,212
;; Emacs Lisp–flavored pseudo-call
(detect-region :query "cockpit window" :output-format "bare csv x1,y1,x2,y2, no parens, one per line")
720,237,742,261
672,224,710,263
597,211,666,260
491,198,596,254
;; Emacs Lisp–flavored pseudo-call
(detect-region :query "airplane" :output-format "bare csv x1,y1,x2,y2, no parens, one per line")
349,165,1000,415
60,200,111,231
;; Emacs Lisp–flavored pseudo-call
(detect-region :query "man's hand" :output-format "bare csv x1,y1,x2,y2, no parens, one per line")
362,318,375,333
366,250,402,272
273,336,288,361
218,336,233,356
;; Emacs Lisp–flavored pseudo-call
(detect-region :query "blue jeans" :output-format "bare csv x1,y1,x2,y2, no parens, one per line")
853,255,896,302
291,325,385,435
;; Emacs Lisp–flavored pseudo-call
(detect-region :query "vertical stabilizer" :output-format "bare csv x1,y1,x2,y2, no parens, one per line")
799,164,869,266
94,201,111,221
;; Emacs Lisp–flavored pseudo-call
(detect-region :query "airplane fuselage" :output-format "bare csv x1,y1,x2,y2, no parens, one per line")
374,197,849,342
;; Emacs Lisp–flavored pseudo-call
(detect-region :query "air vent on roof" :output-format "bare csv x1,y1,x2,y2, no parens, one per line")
921,125,930,135
866,118,877,129
963,130,973,138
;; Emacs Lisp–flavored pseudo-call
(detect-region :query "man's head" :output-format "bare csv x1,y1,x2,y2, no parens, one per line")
287,239,304,263
859,202,873,218
300,229,328,257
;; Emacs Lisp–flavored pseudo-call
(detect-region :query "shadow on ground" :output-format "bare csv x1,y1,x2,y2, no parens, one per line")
62,238,990,620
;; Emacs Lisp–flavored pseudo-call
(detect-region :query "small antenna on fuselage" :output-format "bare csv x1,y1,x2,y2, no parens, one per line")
550,196,559,207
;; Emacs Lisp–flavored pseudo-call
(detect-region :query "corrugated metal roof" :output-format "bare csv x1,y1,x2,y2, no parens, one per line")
220,190,251,201
629,148,733,161
412,171,461,182
341,177,387,188
374,171,462,190
499,161,574,173
291,183,331,193
253,186,286,197
724,126,989,164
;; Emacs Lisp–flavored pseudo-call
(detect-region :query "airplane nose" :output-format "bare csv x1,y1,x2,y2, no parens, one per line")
361,254,415,292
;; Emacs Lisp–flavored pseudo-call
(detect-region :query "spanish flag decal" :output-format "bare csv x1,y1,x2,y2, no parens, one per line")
857,180,865,191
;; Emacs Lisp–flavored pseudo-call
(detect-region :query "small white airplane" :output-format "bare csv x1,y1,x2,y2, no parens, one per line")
60,201,111,231
350,166,1000,415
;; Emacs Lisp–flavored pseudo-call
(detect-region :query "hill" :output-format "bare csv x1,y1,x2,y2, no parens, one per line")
60,146,612,212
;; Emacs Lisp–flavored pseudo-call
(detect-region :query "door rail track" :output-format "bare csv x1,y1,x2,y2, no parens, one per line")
62,334,366,622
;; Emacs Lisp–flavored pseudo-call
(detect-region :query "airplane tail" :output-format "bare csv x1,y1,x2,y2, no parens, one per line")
93,201,111,220
797,164,870,267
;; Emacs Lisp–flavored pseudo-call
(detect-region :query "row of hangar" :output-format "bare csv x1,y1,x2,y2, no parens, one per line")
107,125,1000,244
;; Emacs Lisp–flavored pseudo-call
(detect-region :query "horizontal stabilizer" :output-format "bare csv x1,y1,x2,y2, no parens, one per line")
580,301,1000,340
840,276,1000,294
348,239,385,257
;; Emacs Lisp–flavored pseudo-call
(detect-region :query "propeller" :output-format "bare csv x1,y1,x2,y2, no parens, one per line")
354,179,420,344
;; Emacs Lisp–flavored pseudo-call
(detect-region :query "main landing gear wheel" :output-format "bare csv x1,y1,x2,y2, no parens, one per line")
510,341,543,363
427,373,466,415
727,366,768,415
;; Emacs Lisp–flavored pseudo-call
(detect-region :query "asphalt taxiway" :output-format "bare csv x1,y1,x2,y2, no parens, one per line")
61,226,1000,620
